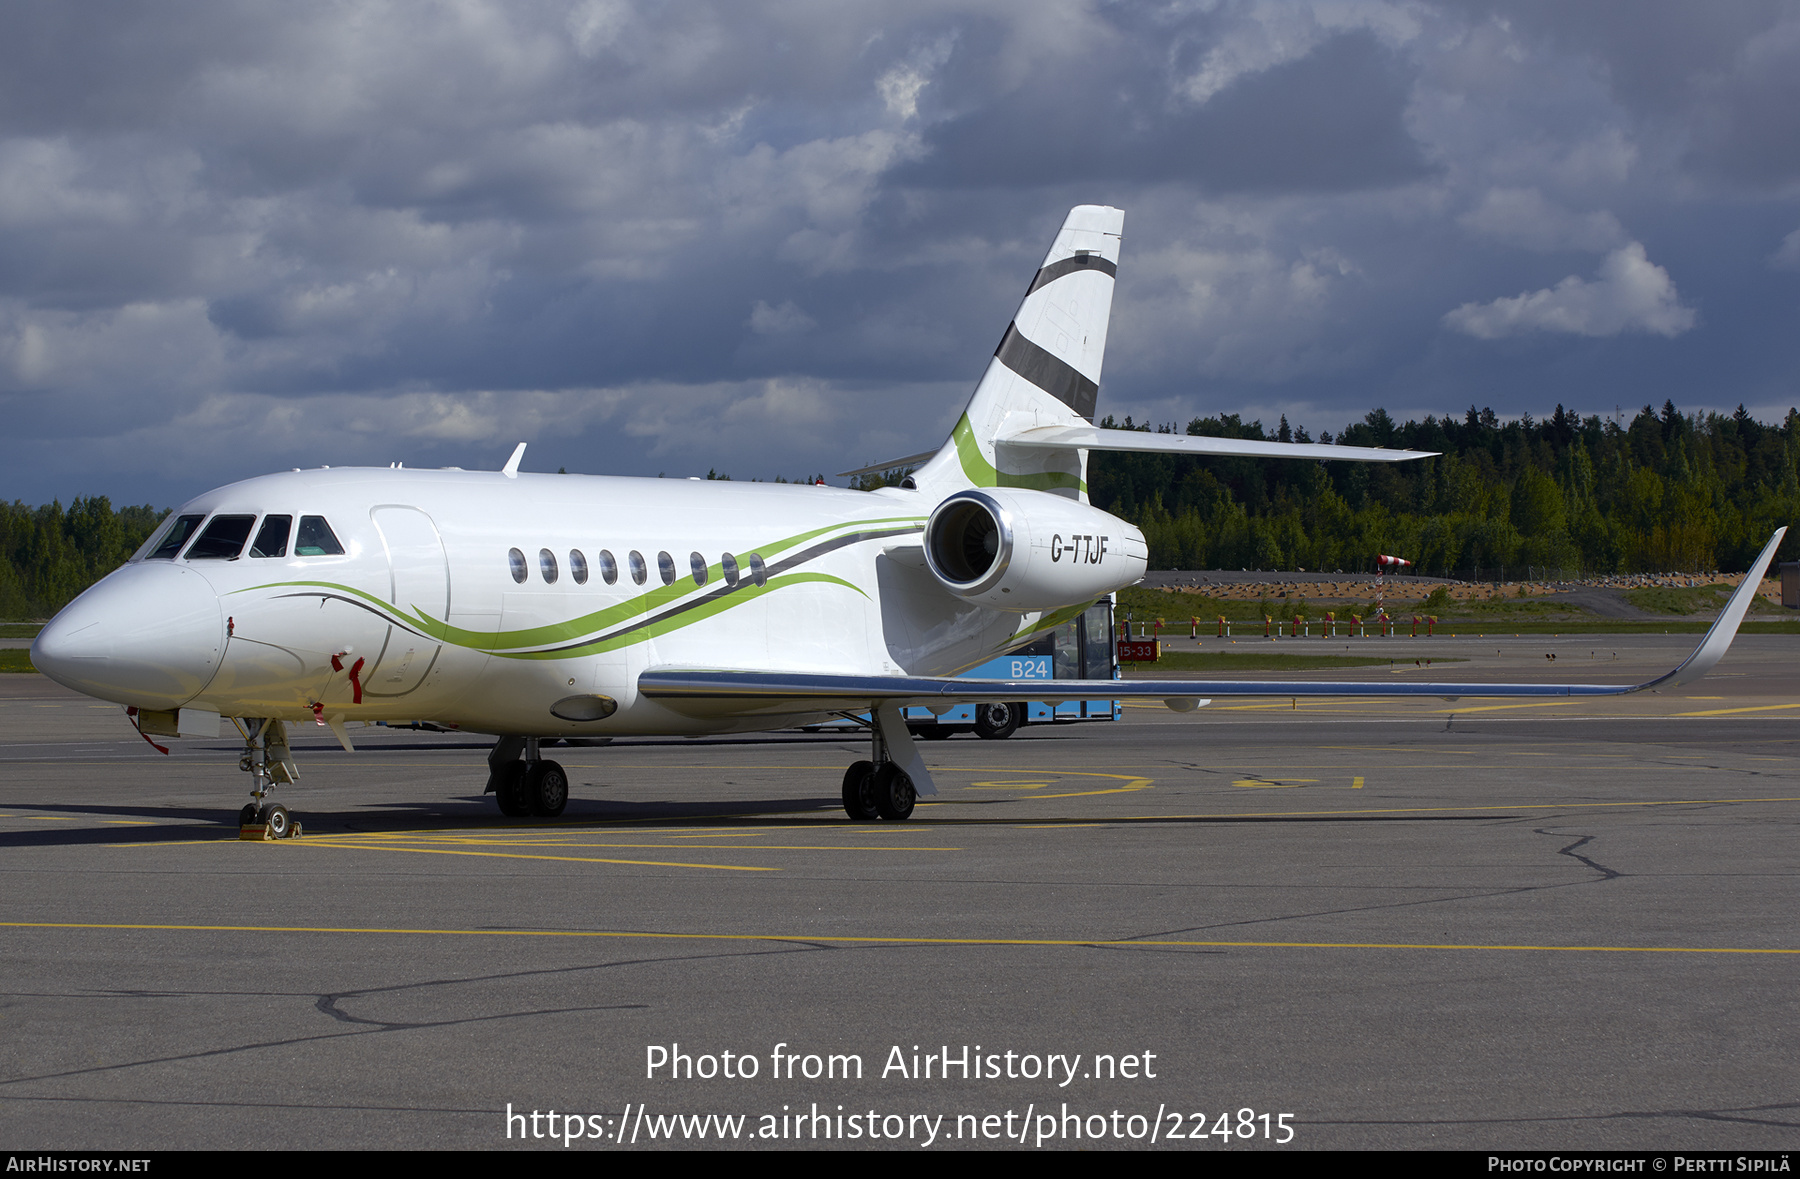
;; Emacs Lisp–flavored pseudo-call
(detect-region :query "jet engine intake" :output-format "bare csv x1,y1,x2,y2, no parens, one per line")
922,488,1147,610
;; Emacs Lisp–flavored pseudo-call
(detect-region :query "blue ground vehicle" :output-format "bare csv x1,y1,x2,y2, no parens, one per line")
906,599,1121,740
801,599,1120,740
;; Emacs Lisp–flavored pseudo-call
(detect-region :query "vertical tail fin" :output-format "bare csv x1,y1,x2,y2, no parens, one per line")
913,205,1123,501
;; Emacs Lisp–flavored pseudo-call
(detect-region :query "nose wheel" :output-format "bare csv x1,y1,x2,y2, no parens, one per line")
236,719,304,840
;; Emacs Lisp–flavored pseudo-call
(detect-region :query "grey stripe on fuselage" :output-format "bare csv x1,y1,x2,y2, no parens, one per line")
526,524,925,656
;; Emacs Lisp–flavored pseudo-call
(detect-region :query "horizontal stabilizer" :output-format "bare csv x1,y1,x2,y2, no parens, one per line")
997,425,1437,464
640,528,1782,717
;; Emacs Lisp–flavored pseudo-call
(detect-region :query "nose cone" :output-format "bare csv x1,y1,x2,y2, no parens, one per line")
32,563,225,709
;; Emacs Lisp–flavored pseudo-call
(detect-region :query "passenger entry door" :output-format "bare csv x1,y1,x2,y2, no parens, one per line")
366,506,448,698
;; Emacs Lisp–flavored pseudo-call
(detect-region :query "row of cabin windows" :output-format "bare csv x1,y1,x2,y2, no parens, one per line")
147,513,344,561
509,547,768,590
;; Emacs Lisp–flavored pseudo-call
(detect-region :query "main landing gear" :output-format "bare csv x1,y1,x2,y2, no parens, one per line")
486,736,570,818
237,718,303,840
841,709,917,822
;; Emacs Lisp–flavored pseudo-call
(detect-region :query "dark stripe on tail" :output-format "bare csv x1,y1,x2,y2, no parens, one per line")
1026,252,1117,295
994,323,1100,420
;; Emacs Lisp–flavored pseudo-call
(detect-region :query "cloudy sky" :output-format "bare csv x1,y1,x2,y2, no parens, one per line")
4,1,1799,507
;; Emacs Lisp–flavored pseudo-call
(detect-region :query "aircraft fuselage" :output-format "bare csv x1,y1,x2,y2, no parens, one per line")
32,466,1123,739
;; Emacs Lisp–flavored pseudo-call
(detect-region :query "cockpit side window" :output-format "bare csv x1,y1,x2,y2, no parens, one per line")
185,515,258,560
250,515,292,558
294,516,345,556
148,515,205,560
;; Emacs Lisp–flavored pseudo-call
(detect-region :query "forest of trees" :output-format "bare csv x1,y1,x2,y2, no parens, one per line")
3,401,1797,619
0,499,167,620
1088,402,1800,578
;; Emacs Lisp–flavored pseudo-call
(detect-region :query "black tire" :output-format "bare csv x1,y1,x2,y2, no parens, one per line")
495,762,532,817
527,760,570,817
262,804,291,839
841,760,878,820
873,764,916,820
238,803,259,827
563,737,613,747
973,702,1021,740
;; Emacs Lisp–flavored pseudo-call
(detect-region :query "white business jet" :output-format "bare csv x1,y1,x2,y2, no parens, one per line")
31,206,1785,836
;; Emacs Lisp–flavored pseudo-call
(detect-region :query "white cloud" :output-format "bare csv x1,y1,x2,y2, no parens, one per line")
1176,0,1424,105
1443,242,1695,339
747,299,816,336
1771,227,1800,271
1459,188,1625,253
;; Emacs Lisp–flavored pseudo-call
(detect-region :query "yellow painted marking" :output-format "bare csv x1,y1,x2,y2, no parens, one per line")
1,921,1790,956
1429,702,1578,714
1352,777,1364,789
1232,778,1319,789
967,781,1049,791
1684,696,1724,700
102,821,155,826
317,837,951,853
30,816,77,821
1105,796,1800,822
296,841,774,872
1674,702,1800,717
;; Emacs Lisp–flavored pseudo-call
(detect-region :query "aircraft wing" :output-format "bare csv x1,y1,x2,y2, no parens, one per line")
641,529,1785,719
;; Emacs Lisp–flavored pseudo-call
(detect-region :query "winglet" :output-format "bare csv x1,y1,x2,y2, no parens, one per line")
1651,527,1786,690
502,442,527,478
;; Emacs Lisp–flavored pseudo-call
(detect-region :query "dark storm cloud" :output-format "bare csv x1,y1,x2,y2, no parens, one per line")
1485,0,1800,187
902,29,1430,193
0,2,1796,508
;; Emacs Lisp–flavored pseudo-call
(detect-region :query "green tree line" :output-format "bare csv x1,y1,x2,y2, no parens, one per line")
0,499,167,619
1089,402,1800,577
5,401,1797,618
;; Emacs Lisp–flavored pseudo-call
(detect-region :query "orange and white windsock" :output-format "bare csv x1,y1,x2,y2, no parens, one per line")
1377,554,1412,568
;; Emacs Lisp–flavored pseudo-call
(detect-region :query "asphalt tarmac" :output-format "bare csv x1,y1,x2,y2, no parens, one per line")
1,634,1796,1151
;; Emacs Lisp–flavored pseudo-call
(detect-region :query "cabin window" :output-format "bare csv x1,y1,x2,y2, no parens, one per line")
598,549,618,585
689,552,708,586
295,516,345,556
628,550,647,585
539,548,559,584
569,549,588,585
185,515,257,560
508,548,528,583
721,553,739,587
657,551,675,586
250,515,291,558
148,515,205,560
748,552,768,587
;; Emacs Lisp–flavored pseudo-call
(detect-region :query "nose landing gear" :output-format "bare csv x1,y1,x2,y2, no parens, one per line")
236,719,303,840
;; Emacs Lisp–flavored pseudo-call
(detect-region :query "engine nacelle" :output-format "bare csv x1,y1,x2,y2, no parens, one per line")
922,488,1148,611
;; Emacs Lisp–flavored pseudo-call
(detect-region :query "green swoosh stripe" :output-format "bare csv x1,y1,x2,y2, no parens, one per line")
952,414,1087,494
1005,598,1097,646
497,573,866,660
228,513,920,656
